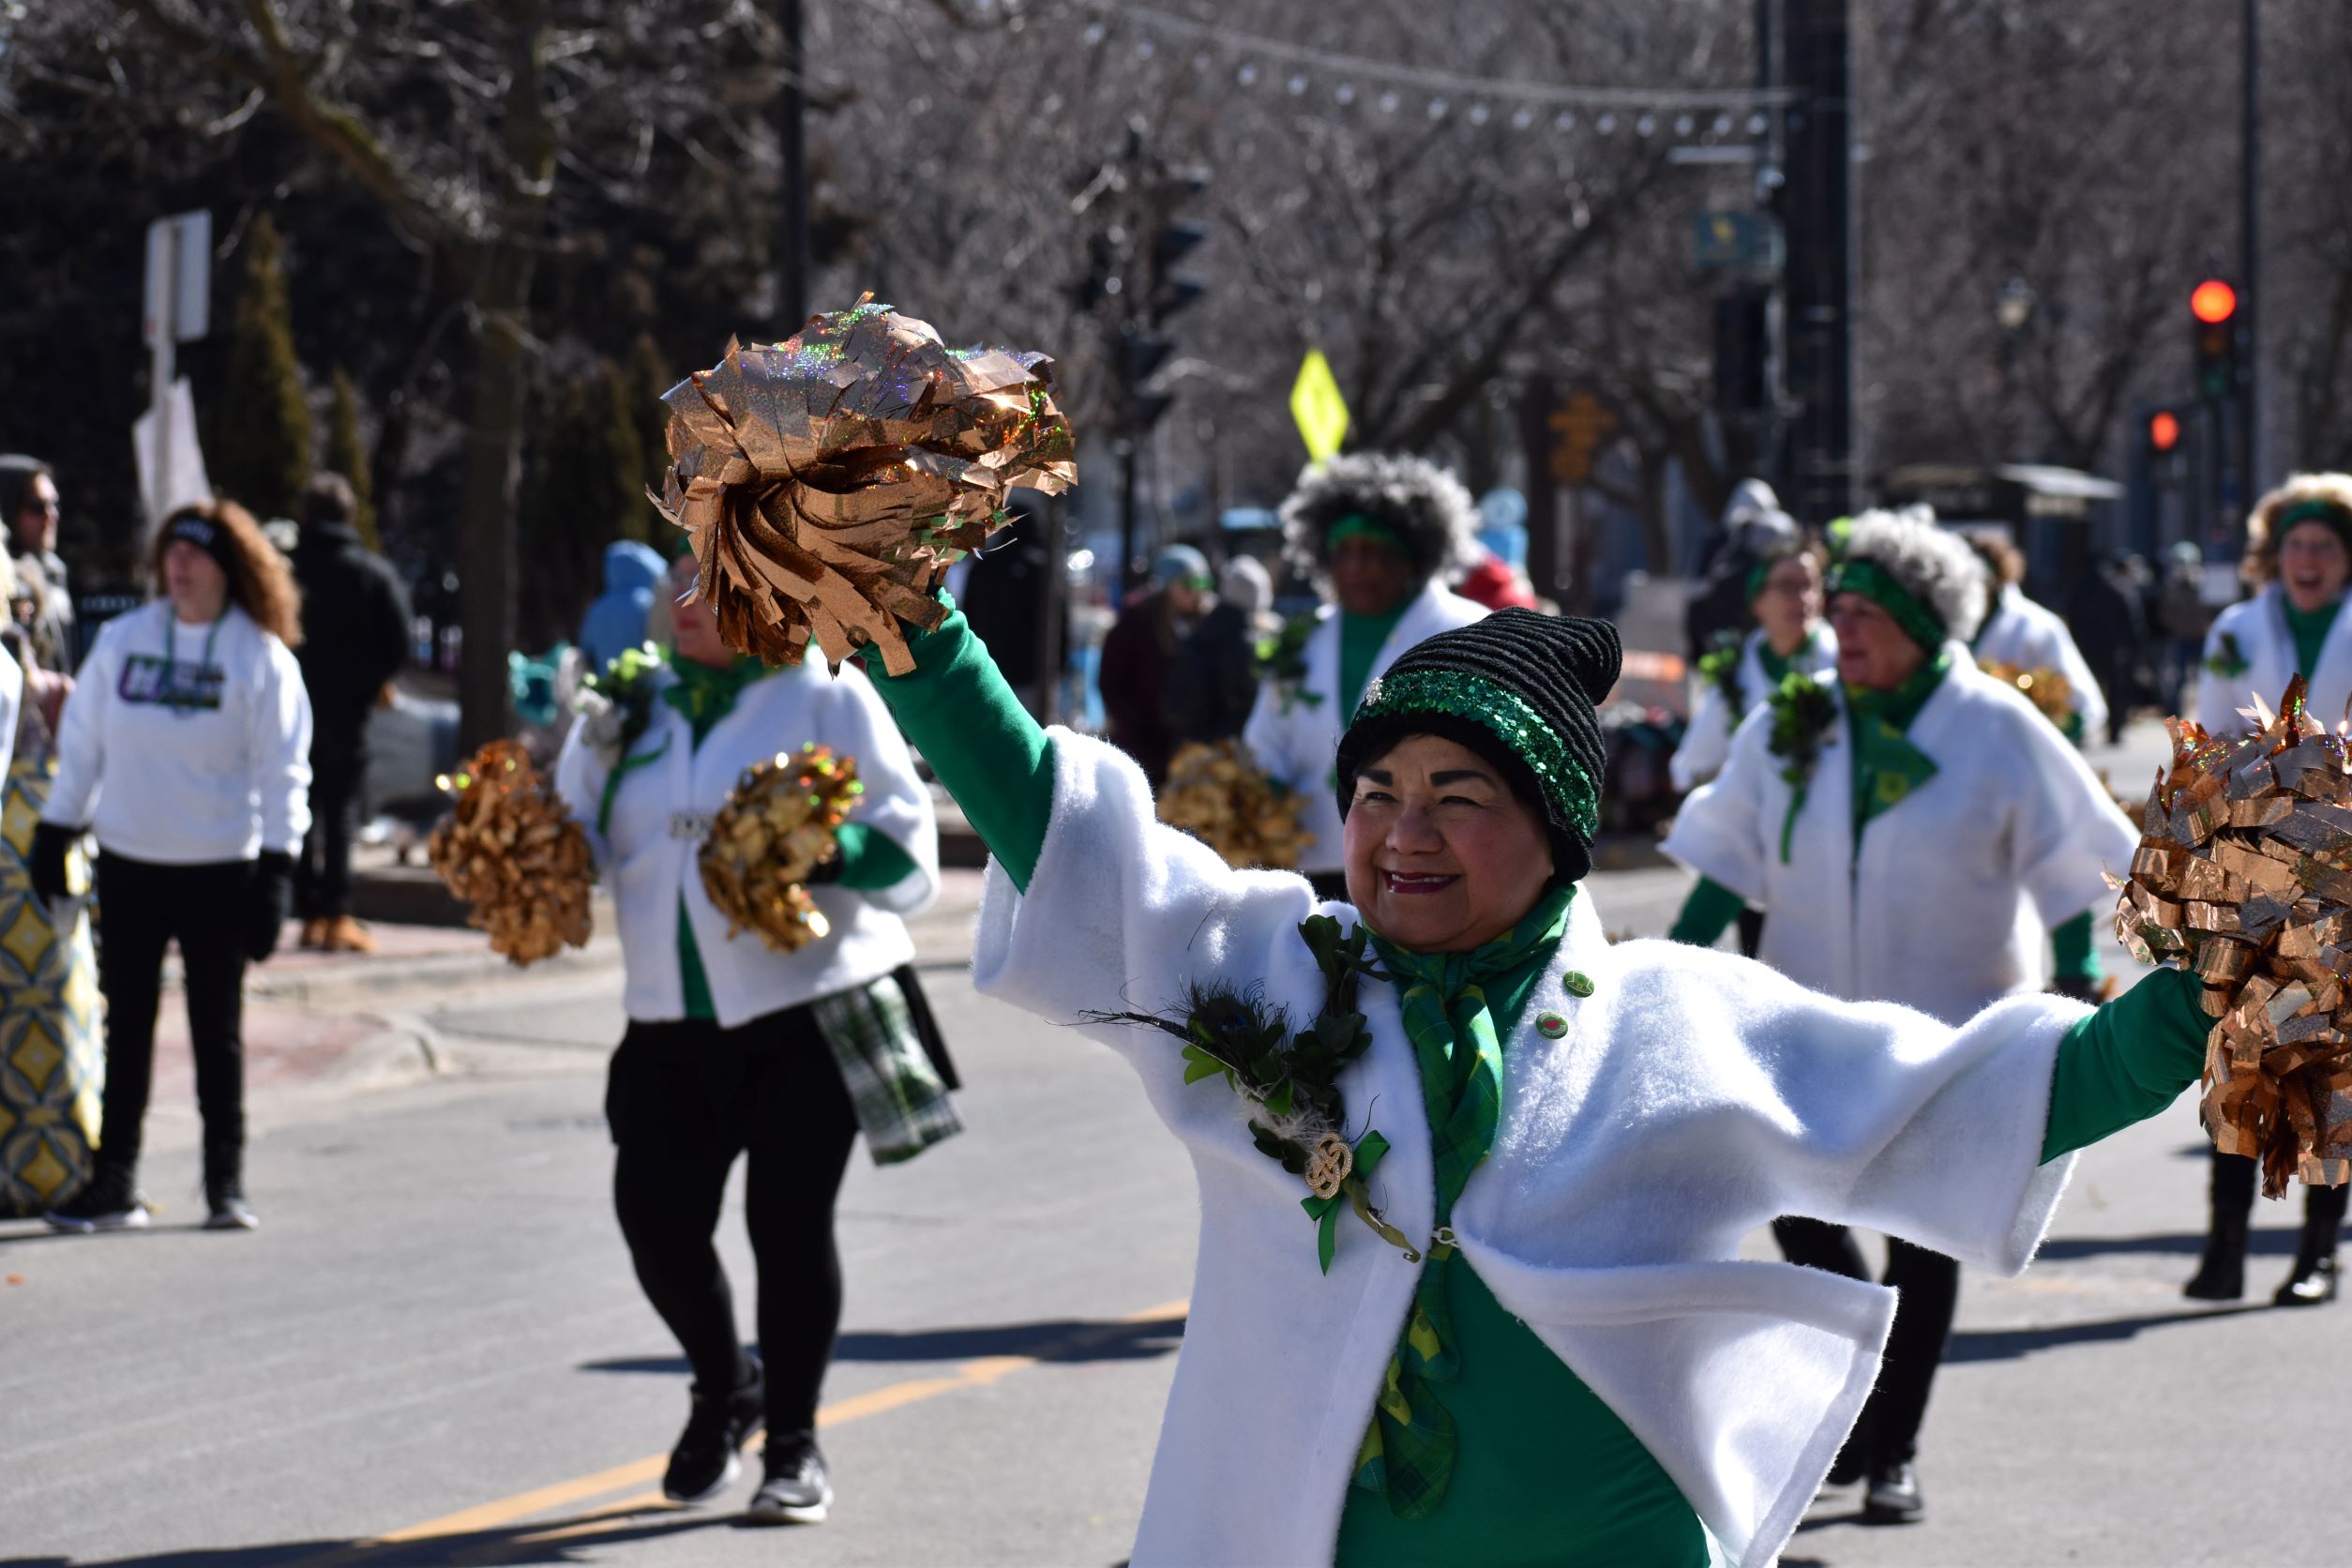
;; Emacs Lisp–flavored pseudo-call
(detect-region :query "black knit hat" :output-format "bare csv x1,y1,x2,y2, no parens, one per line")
1333,609,1620,883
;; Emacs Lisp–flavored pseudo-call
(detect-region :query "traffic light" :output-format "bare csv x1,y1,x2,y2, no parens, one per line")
1149,219,1208,324
2148,407,2182,454
2191,278,2239,401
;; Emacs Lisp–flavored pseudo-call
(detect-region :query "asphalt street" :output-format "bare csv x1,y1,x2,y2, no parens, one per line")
8,722,2344,1568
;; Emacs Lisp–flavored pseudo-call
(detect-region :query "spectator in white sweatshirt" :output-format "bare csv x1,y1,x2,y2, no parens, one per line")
35,501,312,1234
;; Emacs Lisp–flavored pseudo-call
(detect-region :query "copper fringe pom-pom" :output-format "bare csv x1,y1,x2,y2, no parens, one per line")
1158,740,1314,871
699,744,864,954
2110,677,2352,1195
428,740,596,967
1981,661,2074,732
654,295,1077,675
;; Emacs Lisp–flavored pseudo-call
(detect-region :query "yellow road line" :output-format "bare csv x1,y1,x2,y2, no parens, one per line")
445,1493,672,1566
295,1297,1187,1565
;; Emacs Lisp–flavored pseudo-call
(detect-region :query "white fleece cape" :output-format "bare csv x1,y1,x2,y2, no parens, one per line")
2195,583,2352,736
1664,651,2139,1024
973,729,2081,1568
553,657,938,1027
1242,579,1486,875
1974,583,2108,738
1669,626,1840,792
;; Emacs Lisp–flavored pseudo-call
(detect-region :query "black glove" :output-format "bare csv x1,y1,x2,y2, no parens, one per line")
27,822,78,905
246,851,294,963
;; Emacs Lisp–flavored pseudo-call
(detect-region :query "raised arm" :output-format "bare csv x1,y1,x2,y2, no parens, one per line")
853,596,1053,892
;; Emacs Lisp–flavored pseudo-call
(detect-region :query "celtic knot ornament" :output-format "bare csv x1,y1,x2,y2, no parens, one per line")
1304,1132,1355,1200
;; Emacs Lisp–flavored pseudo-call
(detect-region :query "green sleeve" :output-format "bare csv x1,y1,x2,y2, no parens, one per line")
2048,911,2103,985
1667,876,1747,948
2040,966,2209,1161
856,597,1053,894
828,822,921,891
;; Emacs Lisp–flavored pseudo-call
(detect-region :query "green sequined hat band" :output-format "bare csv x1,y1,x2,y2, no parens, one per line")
1829,557,1946,653
1352,668,1601,840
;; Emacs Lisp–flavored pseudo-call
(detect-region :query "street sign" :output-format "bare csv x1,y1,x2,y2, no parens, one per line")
139,209,211,527
1289,349,1350,463
131,377,211,520
143,210,211,347
1545,387,1621,486
1691,210,1782,273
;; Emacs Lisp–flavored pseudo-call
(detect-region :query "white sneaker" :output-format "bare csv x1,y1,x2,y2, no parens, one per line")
746,1445,830,1525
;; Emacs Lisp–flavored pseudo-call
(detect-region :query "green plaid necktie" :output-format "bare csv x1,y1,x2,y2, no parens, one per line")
1351,885,1576,1520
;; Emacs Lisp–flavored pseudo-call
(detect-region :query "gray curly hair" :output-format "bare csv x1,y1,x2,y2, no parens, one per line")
1836,506,1987,644
1279,451,1481,582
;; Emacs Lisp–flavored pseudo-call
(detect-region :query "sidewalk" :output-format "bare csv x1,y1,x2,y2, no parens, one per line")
135,867,991,1115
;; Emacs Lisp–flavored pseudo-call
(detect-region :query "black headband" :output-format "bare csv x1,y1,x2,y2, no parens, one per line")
163,513,238,580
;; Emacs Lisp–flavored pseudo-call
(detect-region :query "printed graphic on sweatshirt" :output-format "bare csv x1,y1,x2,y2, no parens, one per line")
118,654,225,711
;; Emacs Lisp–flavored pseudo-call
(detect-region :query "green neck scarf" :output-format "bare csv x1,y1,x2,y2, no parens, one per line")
1845,650,1949,840
2284,595,2344,678
663,654,768,742
1756,625,1817,686
1351,883,1576,1520
1830,558,1946,657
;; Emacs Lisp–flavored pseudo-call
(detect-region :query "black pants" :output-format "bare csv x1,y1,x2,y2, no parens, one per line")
607,1006,859,1442
296,737,366,919
1773,1216,1959,1467
93,853,251,1181
1735,906,1765,958
2208,1150,2351,1258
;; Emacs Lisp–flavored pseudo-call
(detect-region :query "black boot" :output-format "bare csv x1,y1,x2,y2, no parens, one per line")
2274,1185,2345,1306
2274,1255,2339,1306
2185,1153,2254,1301
2183,1224,2247,1300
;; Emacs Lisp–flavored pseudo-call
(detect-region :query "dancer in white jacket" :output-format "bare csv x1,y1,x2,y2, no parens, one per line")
844,578,2204,1568
1669,537,1838,792
554,552,947,1525
1964,528,2108,743
1243,453,1485,895
2184,473,2352,1307
1664,509,2139,1525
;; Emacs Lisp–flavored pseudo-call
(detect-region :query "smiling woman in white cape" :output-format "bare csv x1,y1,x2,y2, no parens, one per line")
852,589,2208,1568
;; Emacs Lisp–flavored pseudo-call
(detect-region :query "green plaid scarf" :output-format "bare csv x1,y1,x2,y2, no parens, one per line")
1350,884,1576,1519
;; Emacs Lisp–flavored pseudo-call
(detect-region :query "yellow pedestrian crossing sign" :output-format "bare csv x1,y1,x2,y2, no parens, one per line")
1289,349,1350,463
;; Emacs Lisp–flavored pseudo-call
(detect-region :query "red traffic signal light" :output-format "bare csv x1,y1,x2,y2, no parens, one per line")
2191,279,2239,324
2149,409,2182,452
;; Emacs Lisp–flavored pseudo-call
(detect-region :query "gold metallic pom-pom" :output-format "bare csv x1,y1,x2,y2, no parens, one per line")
1981,660,2075,732
698,744,865,954
653,295,1077,676
2110,677,2352,1195
428,740,596,967
1157,740,1314,871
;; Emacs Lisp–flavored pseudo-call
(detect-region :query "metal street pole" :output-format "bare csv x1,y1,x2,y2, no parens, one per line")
1782,0,1853,525
776,0,810,325
2241,0,2261,506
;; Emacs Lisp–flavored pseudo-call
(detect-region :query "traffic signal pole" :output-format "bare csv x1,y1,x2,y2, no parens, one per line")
2241,0,2261,507
1782,0,1853,525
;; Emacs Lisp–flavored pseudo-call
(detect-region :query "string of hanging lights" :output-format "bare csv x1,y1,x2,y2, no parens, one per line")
1075,0,1791,140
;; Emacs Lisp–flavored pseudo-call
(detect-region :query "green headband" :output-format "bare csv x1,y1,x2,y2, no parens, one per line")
1352,667,1601,840
2276,497,2352,534
1327,512,1409,552
1829,557,1946,652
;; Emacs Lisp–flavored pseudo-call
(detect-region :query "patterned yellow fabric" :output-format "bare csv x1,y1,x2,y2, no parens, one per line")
0,750,101,1215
